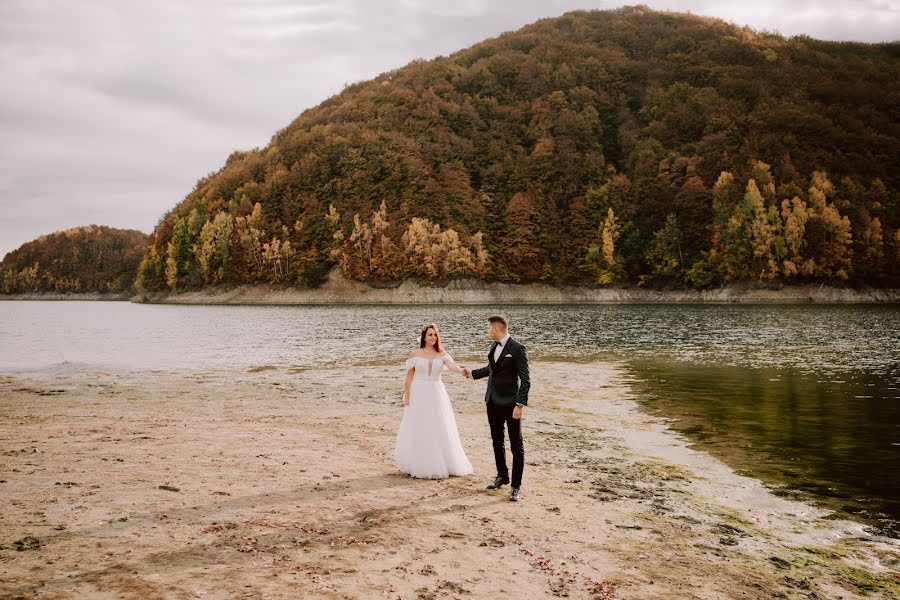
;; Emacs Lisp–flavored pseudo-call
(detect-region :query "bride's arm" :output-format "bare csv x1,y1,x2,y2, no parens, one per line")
404,355,415,405
444,354,464,375
403,369,414,405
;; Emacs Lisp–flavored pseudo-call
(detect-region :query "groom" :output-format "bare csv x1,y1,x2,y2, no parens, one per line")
463,314,530,502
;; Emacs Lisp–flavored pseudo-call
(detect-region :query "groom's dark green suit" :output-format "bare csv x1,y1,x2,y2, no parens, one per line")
471,337,530,406
471,336,530,489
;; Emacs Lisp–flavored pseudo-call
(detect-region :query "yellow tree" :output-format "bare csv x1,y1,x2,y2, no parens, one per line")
746,180,778,280
369,200,396,278
235,203,264,278
857,217,884,279
585,208,622,284
262,237,284,279
337,200,397,280
136,246,165,291
749,160,776,202
343,213,373,279
469,232,489,278
601,208,620,271
280,225,294,278
400,217,438,279
780,197,809,278
326,204,344,266
397,217,484,281
712,170,752,280
805,173,852,280
438,228,476,276
195,211,235,283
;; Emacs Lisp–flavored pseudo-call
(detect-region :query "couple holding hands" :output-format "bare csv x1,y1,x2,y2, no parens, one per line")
395,314,530,501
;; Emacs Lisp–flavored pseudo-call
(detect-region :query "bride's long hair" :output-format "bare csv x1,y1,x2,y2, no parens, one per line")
419,323,444,353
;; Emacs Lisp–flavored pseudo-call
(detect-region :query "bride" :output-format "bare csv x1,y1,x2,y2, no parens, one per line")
395,323,474,479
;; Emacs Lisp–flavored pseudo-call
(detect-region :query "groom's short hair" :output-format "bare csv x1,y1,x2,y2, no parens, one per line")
488,314,508,329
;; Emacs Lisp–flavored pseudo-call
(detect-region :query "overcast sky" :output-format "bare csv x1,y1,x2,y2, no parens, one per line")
1,1,897,259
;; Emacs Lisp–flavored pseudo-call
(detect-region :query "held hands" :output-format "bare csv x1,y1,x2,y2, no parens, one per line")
461,367,471,379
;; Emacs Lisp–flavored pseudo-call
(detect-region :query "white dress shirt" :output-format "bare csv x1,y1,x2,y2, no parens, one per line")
493,333,510,362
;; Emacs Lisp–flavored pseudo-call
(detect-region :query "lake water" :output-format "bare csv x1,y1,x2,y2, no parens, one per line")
1,301,898,535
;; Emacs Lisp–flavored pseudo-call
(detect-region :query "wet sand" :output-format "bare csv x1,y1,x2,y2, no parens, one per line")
1,362,897,599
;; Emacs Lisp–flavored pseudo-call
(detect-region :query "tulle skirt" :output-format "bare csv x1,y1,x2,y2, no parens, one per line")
395,379,474,479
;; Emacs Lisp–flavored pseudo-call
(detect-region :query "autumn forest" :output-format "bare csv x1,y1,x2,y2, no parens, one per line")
0,226,147,294
3,7,899,294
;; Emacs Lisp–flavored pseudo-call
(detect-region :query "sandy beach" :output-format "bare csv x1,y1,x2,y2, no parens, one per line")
1,361,898,599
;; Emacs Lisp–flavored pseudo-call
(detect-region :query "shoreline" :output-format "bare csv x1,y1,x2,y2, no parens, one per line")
143,286,900,305
4,271,900,304
0,291,132,301
139,272,900,304
1,361,897,598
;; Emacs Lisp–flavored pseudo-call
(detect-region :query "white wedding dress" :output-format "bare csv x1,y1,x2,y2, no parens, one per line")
395,353,474,479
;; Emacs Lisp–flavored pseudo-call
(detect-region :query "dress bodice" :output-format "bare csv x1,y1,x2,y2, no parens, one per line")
405,354,451,382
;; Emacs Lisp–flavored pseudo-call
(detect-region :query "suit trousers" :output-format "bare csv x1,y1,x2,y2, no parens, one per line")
486,400,524,488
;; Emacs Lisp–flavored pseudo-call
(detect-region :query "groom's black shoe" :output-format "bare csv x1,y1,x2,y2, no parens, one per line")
509,488,520,502
487,475,510,490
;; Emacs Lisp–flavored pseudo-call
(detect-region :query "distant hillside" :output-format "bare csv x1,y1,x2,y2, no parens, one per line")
1,226,149,294
137,6,900,293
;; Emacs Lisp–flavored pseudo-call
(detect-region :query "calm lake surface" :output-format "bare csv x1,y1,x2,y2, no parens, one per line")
1,301,898,535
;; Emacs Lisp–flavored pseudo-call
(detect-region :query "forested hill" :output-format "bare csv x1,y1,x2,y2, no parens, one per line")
136,6,900,292
1,226,149,294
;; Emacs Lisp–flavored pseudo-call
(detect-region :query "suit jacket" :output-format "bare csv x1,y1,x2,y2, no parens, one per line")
471,337,530,407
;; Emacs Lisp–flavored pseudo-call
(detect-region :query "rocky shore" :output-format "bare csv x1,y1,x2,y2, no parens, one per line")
5,271,899,305
133,271,900,305
1,361,897,598
0,291,133,301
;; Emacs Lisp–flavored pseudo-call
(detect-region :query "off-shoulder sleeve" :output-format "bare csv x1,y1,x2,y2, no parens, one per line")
405,357,417,371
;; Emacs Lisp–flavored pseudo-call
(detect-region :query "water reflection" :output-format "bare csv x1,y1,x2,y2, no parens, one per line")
627,359,900,537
